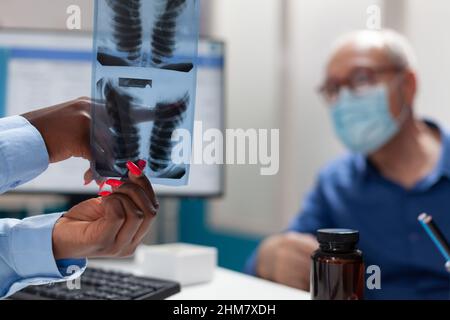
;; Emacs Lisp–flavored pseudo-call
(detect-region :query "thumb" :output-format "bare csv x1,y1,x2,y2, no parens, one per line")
84,167,106,186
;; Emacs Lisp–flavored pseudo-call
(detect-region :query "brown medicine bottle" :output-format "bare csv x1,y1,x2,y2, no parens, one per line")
310,229,364,300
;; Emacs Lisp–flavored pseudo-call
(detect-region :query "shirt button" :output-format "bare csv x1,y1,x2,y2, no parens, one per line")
10,181,21,188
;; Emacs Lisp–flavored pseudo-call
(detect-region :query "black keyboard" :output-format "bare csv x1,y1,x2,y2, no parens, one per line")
10,267,181,300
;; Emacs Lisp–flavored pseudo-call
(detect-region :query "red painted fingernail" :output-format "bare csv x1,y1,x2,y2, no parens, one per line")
136,159,147,171
126,161,142,176
105,179,124,188
98,191,112,197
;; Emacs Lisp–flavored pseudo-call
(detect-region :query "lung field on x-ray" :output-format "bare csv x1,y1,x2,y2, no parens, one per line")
110,0,143,61
103,80,141,174
150,0,189,69
149,94,189,178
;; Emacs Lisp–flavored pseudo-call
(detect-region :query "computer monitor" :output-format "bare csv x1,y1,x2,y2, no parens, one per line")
0,29,224,197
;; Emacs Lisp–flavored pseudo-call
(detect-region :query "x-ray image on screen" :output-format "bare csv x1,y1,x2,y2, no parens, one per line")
91,0,200,186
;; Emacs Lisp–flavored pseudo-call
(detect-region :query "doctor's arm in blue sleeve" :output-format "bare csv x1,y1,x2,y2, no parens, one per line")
0,99,160,299
0,115,86,298
244,172,334,277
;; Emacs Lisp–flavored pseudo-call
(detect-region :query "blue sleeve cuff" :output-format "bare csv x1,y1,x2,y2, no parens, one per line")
0,116,49,193
9,213,82,279
56,259,88,277
2,212,87,298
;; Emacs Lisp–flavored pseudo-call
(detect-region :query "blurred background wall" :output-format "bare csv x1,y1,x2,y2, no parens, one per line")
1,0,449,270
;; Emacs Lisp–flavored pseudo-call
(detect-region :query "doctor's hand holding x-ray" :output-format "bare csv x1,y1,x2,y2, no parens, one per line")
0,98,159,298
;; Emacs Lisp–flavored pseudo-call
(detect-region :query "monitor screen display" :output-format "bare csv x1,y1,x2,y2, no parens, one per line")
0,29,224,197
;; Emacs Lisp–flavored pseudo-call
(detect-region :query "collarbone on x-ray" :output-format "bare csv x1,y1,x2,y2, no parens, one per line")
92,0,200,186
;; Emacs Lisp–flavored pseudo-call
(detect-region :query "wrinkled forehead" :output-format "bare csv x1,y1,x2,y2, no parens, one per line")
326,42,392,80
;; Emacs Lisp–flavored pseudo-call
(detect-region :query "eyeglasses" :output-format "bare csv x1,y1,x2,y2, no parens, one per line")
318,66,405,104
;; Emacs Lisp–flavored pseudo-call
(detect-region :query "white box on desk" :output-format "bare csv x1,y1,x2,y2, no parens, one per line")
136,243,218,286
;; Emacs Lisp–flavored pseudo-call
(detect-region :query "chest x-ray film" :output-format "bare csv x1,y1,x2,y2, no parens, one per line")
91,0,200,186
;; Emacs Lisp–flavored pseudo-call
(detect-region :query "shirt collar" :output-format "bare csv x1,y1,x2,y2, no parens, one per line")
353,119,450,187
431,120,450,179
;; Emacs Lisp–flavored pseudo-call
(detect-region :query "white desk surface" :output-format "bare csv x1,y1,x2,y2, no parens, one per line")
90,258,310,300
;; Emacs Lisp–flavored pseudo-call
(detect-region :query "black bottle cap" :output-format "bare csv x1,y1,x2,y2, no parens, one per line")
317,229,359,244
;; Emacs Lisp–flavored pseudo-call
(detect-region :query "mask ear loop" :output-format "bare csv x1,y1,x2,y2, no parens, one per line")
388,71,411,125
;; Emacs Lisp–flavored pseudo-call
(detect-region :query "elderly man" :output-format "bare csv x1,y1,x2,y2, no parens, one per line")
245,29,450,299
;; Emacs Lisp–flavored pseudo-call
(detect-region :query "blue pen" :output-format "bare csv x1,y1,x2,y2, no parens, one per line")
418,213,450,263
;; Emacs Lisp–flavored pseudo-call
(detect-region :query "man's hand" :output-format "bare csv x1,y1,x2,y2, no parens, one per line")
52,165,159,259
256,232,319,291
21,98,92,164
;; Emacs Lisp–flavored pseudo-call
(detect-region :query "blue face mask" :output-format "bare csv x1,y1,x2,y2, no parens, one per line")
331,84,406,155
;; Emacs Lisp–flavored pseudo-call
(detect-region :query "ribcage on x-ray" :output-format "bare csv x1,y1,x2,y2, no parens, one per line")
94,0,195,179
104,81,141,173
102,0,189,67
151,0,187,66
107,0,143,61
149,93,189,172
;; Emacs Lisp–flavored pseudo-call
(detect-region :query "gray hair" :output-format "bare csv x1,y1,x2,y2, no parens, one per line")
330,29,418,71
